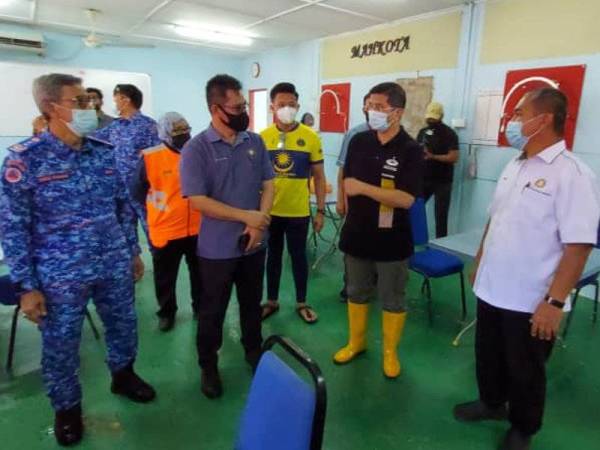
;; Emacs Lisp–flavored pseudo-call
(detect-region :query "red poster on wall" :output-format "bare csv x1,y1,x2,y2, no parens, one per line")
319,83,351,133
498,65,586,149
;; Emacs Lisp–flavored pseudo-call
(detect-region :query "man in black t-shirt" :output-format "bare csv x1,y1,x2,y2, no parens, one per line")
333,82,423,379
417,102,459,238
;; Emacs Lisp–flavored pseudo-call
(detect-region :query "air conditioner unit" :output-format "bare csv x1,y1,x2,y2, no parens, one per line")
0,29,45,55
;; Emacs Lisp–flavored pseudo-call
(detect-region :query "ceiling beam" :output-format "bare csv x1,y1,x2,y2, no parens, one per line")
243,0,327,30
315,3,386,23
126,0,175,34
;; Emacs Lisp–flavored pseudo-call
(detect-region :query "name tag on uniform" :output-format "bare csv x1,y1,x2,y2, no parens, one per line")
37,172,70,183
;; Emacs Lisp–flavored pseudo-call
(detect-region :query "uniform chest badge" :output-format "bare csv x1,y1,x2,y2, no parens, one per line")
297,138,306,147
535,178,546,189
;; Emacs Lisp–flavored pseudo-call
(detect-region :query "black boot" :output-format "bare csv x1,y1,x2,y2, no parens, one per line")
499,428,532,450
453,400,508,422
54,403,83,447
158,316,175,332
111,364,156,403
201,366,223,399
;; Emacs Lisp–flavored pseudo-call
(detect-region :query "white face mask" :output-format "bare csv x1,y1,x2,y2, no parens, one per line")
276,106,298,125
367,110,390,131
54,103,98,137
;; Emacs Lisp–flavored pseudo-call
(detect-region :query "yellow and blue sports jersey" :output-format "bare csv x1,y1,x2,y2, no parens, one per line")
260,123,323,217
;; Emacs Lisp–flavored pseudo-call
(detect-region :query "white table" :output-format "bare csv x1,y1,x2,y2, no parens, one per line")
429,229,600,345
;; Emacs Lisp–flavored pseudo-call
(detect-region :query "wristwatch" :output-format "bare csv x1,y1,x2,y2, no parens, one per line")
544,294,565,310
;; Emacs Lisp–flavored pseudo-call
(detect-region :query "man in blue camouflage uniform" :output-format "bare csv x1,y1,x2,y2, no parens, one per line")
0,74,156,447
96,84,160,238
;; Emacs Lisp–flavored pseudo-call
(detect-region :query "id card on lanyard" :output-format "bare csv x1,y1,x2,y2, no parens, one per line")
378,156,400,229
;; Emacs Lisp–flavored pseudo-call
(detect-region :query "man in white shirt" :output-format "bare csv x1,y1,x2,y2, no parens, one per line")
454,88,600,450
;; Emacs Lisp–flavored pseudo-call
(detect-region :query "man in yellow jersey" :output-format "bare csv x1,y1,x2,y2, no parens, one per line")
260,82,326,323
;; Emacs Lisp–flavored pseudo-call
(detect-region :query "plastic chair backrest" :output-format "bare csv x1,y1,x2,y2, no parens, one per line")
235,350,316,450
0,275,17,306
409,198,429,247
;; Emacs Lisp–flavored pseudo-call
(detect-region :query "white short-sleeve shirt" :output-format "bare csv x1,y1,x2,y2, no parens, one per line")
474,140,600,313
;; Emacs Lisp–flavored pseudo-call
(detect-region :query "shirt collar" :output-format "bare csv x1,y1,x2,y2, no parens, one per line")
206,125,249,146
117,111,141,123
536,140,567,164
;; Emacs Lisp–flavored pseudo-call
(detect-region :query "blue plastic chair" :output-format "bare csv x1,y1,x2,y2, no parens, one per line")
235,335,327,450
0,275,101,371
562,225,600,340
408,198,467,324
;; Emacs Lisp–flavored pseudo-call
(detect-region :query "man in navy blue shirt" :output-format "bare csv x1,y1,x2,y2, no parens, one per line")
180,74,274,399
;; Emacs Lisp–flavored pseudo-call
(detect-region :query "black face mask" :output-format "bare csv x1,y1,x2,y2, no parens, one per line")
171,133,191,150
219,106,249,132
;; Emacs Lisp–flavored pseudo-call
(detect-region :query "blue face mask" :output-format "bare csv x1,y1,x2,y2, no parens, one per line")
505,115,544,151
68,109,98,136
505,121,528,150
367,110,390,131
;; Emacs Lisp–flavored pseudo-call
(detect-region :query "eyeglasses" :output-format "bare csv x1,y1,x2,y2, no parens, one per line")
220,102,248,114
60,95,94,109
369,104,397,113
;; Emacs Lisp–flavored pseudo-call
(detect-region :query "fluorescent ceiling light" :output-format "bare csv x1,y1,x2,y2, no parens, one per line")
0,0,15,7
174,25,253,47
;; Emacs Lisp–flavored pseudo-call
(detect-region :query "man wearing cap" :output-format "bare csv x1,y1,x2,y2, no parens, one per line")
130,112,202,332
416,101,459,238
454,88,600,450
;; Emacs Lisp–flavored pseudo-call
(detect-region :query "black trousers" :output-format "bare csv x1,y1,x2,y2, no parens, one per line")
196,250,265,368
476,299,554,436
266,216,310,302
152,235,201,318
423,181,452,238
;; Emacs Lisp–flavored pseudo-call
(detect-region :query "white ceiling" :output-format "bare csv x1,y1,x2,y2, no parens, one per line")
0,0,466,53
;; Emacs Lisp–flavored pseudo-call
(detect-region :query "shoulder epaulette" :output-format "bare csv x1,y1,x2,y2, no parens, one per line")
8,136,44,154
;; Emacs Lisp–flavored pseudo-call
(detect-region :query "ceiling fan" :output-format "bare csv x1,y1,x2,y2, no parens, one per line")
82,9,154,49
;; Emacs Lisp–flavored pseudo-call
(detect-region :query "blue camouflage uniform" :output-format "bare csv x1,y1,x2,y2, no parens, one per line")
96,112,160,234
0,132,140,412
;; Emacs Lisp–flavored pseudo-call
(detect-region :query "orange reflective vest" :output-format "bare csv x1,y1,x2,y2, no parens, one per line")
142,144,201,248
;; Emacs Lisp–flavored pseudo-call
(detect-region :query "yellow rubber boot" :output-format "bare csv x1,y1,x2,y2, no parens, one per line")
333,302,369,364
382,311,407,378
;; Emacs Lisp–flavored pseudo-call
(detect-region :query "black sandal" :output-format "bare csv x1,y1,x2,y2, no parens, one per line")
261,302,280,321
296,305,318,324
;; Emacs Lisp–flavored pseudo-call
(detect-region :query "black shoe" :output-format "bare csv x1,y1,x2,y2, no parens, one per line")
453,400,508,422
499,428,532,450
111,364,156,403
54,403,83,447
158,316,175,332
201,366,223,399
245,349,263,374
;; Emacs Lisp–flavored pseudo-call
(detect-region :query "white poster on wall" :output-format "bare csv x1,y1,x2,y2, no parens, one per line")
0,61,152,137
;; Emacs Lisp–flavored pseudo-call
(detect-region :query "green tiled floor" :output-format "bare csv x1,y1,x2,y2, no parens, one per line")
1,238,599,449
